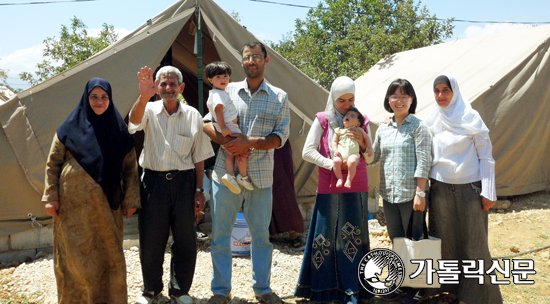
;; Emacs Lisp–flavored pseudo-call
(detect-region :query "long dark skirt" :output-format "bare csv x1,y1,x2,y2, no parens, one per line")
295,192,372,303
428,180,502,304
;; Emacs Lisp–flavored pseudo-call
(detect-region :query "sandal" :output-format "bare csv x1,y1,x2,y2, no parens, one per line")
256,292,283,304
195,226,209,241
207,294,230,304
290,235,305,250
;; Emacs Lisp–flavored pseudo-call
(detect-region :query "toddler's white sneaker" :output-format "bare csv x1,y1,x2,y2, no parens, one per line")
236,174,254,191
222,174,241,194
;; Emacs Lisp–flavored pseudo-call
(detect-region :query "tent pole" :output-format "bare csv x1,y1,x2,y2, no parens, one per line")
196,7,204,115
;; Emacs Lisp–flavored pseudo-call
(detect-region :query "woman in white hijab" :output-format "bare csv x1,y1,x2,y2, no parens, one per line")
295,76,373,304
427,74,502,304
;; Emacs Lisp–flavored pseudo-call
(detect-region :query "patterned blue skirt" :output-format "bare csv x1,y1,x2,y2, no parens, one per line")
295,192,372,303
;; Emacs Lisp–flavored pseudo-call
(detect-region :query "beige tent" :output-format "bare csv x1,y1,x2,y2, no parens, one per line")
355,24,550,197
0,0,328,237
0,86,15,103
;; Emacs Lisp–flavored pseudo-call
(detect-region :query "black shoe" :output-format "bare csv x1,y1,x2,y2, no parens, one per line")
196,225,209,241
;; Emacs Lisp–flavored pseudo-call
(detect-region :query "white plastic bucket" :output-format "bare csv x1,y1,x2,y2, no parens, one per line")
231,213,251,256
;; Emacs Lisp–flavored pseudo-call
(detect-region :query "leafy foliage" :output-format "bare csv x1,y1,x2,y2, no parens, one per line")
0,67,7,85
270,0,454,89
0,61,22,94
20,16,118,86
229,10,241,22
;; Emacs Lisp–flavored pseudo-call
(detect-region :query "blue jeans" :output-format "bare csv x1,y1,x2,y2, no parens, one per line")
210,180,273,297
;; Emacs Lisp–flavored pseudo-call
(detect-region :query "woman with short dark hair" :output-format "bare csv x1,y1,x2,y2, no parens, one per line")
369,78,433,304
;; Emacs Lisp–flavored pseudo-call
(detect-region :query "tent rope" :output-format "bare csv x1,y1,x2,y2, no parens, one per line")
28,213,43,252
493,244,550,259
28,213,42,229
299,119,306,137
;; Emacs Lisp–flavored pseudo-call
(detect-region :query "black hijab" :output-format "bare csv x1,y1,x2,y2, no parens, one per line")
57,78,135,210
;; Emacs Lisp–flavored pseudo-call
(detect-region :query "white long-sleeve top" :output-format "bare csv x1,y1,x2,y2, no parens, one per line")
302,117,373,170
430,126,496,201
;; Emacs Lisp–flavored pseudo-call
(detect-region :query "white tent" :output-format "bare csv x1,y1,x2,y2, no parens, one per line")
355,24,550,197
0,86,15,103
0,0,328,237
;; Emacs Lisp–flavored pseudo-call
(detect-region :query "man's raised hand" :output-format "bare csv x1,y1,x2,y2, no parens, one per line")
137,66,157,100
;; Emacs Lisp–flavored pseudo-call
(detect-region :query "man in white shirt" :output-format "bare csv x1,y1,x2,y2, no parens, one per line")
129,66,214,304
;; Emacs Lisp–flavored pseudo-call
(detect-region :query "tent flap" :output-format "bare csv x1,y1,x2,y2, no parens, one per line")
0,97,45,195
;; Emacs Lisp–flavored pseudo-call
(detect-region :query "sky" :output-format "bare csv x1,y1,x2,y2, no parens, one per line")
1,0,549,90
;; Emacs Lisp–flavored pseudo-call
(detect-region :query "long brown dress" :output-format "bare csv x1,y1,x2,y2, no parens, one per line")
42,133,140,304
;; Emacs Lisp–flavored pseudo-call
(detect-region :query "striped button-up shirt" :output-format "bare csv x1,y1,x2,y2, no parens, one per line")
370,114,432,203
205,79,290,188
129,100,214,171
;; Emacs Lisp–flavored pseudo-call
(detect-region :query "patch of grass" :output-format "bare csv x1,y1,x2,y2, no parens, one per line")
0,294,30,304
538,234,549,240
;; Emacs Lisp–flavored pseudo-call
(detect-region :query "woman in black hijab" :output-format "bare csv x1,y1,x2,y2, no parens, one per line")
42,78,140,303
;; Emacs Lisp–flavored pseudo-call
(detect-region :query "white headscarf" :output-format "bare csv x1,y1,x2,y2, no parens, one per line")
322,76,355,157
425,73,489,135
324,76,355,129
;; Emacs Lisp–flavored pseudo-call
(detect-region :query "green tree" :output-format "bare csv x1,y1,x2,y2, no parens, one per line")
271,0,453,89
1,67,17,100
20,16,118,86
0,61,22,94
229,10,241,23
0,67,7,85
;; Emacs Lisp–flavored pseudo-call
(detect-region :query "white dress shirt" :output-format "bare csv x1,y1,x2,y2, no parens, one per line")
128,100,214,171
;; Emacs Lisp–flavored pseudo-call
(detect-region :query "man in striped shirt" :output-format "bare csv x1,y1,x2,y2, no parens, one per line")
129,66,214,304
203,42,290,304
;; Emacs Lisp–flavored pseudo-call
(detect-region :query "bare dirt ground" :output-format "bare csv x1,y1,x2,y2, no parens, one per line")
1,191,549,304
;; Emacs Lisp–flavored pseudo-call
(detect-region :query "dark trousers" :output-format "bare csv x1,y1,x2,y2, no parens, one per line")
139,169,196,297
383,199,426,298
383,199,425,242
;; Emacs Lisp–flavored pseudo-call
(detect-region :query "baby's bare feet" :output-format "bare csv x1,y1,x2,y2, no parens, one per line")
336,179,343,188
344,179,352,188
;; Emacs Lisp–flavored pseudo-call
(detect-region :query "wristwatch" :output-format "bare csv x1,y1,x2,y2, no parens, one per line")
196,187,204,193
416,191,426,198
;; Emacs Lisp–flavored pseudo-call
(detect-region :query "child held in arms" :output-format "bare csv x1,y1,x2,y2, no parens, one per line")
205,61,253,194
332,107,373,188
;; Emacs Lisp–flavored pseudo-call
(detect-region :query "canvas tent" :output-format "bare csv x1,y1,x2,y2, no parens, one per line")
0,0,329,238
0,86,15,103
355,24,550,197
